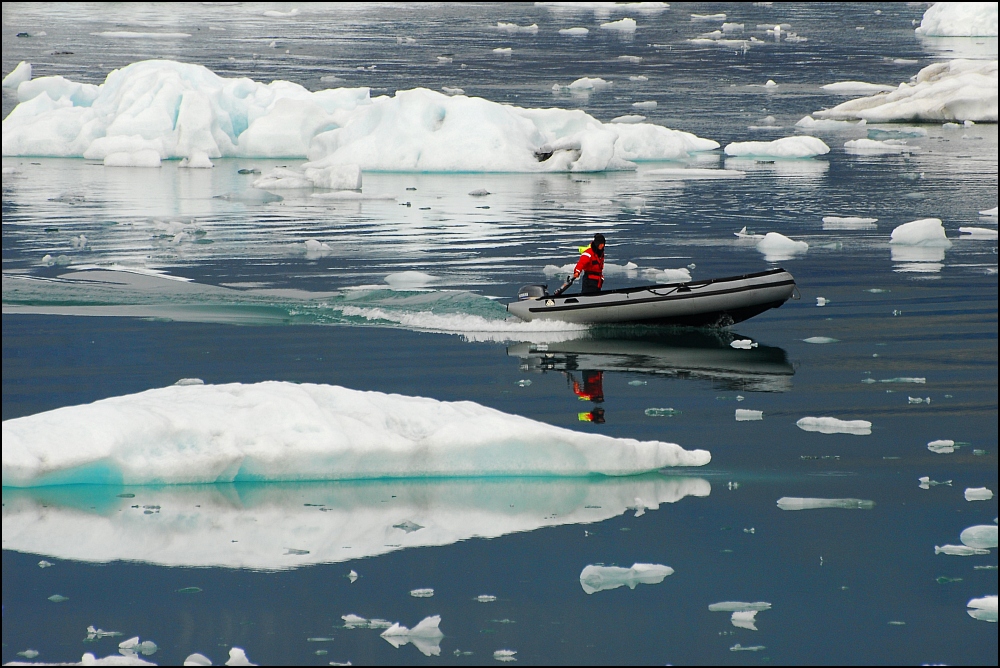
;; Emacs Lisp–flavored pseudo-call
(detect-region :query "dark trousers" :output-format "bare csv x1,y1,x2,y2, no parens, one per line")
581,276,601,294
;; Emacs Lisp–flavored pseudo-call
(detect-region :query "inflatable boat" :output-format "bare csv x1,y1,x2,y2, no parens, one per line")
507,268,796,326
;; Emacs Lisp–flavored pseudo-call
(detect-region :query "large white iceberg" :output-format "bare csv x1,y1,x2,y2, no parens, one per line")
1,59,718,171
724,136,830,158
890,218,952,247
814,59,998,123
916,3,998,37
1,476,711,569
1,382,710,487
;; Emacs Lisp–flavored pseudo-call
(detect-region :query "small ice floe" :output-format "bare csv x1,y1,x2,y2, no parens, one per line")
764,79,778,88
731,610,760,630
816,297,828,306
803,337,838,344
381,616,444,657
469,188,490,196
979,206,998,217
303,239,333,256
927,439,958,454
17,650,40,659
517,379,532,387
692,13,727,21
119,637,158,657
184,653,212,666
961,525,999,549
2,60,31,88
646,167,744,180
822,216,877,230
348,570,359,583
494,650,517,662
553,77,612,93
410,588,434,597
86,626,123,641
476,595,497,603
493,47,512,55
967,596,998,623
600,18,637,32
908,396,931,404
628,380,647,386
756,232,809,261
958,227,998,239
630,75,649,81
579,563,674,594
632,100,657,109
935,544,990,556
255,165,362,191
822,81,896,94
730,644,766,652
965,487,995,501
644,407,680,417
795,116,867,132
735,226,764,239
640,267,691,282
723,22,744,33
611,114,646,124
730,340,758,350
735,409,763,421
559,27,589,36
384,271,436,288
175,378,205,386
845,138,919,154
442,86,465,95
918,477,952,489
495,22,538,34
725,136,830,158
796,417,872,435
48,594,69,602
777,497,875,511
225,648,256,666
619,55,643,63
38,559,54,568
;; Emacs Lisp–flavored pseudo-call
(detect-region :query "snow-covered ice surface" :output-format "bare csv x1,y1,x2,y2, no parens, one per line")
916,3,998,37
1,3,997,666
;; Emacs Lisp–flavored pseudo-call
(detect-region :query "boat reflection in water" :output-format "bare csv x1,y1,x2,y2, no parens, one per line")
1,475,709,570
508,329,794,394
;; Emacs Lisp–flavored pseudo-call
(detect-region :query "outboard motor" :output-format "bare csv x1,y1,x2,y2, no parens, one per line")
518,284,549,301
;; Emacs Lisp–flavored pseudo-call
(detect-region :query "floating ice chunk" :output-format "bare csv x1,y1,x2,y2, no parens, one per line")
381,616,444,656
796,417,871,435
17,650,40,659
816,297,828,306
961,525,999,549
967,595,998,623
611,114,646,124
756,232,809,261
822,216,877,230
0,382,712,487
764,80,777,88
709,601,772,612
556,77,611,92
813,59,998,123
600,18,637,32
916,3,997,37
184,653,213,666
795,116,866,132
630,75,649,82
619,55,643,63
384,271,436,288
804,337,838,344
49,594,69,602
303,239,333,255
777,497,875,510
646,167,744,179
342,614,369,628
469,188,490,196
88,625,123,640
119,637,158,656
179,150,214,168
632,100,657,109
496,22,538,34
890,218,952,247
3,61,31,89
980,206,998,216
844,138,919,154
965,487,995,501
822,81,896,94
225,648,256,666
639,267,691,282
559,27,590,36
348,570,358,582
725,136,830,158
493,48,512,55
936,544,990,556
735,409,763,421
918,476,952,489
959,226,998,239
477,595,497,602
692,13,726,21
410,588,435,597
730,644,766,652
39,559,54,567
734,226,763,239
731,610,759,630
928,439,957,454
494,649,517,661
579,563,674,594
644,407,680,417
908,396,932,404
730,340,758,350
105,150,161,167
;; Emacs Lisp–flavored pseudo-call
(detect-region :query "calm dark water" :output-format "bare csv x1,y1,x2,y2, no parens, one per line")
2,2,997,665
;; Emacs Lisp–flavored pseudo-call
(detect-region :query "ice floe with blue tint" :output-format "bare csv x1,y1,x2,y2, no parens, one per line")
579,563,674,594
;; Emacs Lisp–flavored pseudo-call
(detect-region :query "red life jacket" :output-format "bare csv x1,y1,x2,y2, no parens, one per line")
574,247,604,288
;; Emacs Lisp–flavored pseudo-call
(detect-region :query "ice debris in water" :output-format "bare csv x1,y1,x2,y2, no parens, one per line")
494,649,517,662
17,650,40,659
730,644,766,652
936,544,991,556
644,407,680,417
967,595,998,623
725,136,830,158
816,297,828,306
553,77,612,92
777,497,875,511
579,563,674,594
225,648,256,666
757,233,809,261
735,409,763,421
632,100,657,110
813,59,997,123
559,27,590,36
48,594,69,602
1,382,711,487
709,601,772,612
628,380,647,386
731,610,760,630
908,396,931,405
845,138,919,154
796,417,872,435
959,226,999,239
87,626,123,640
961,525,999,549
469,188,490,196
477,595,497,603
380,615,444,657
38,559,53,567
348,570,358,583
119,637,158,656
600,18,637,32
916,2,997,37
2,61,32,88
918,477,952,489
735,226,764,239
965,487,995,501
517,379,532,387
804,337,838,344
822,216,877,230
730,340,757,350
495,22,538,34
174,378,205,386
184,653,213,666
410,588,434,597
611,114,647,124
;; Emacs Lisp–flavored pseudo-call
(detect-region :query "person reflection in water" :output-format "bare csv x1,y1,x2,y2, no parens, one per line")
567,369,605,423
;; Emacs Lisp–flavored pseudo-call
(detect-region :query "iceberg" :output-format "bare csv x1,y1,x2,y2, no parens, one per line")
776,497,875,511
965,487,995,501
967,596,998,623
756,232,809,262
600,18,637,32
890,218,952,247
916,3,998,37
844,138,919,154
2,61,32,89
796,417,872,435
724,136,830,158
579,563,674,594
559,27,590,36
1,59,718,172
813,59,998,123
0,476,710,570
1,382,710,487
380,616,444,657
961,525,999,549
